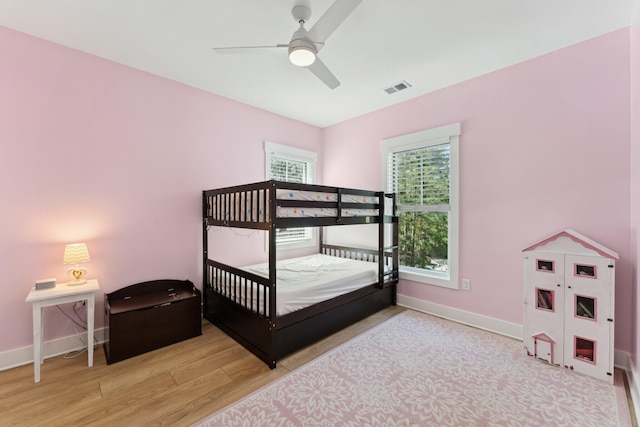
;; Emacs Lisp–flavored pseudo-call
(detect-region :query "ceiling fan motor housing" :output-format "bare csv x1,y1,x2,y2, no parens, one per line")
288,22,316,66
291,5,312,23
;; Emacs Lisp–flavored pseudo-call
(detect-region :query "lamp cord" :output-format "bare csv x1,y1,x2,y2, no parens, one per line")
55,304,98,359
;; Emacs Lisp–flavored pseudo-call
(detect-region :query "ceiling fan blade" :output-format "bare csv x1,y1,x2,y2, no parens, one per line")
307,56,340,89
307,0,363,44
213,45,288,54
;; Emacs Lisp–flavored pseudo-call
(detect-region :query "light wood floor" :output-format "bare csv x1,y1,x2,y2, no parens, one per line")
0,305,405,426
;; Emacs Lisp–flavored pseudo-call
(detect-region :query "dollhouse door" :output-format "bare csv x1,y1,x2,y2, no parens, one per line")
523,251,565,365
563,254,614,383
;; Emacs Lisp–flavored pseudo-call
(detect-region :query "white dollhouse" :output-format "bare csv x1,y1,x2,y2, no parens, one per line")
522,229,618,384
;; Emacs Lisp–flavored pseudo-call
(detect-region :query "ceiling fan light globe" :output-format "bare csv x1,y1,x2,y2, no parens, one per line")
288,46,316,67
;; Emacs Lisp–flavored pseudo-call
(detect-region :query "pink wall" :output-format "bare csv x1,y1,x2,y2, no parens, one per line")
0,27,323,353
630,23,640,370
324,29,633,353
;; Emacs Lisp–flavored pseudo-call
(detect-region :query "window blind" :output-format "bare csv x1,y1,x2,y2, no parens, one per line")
270,157,309,184
388,142,450,213
270,155,309,242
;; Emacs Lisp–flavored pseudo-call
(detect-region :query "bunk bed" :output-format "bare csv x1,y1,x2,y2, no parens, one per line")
202,180,398,368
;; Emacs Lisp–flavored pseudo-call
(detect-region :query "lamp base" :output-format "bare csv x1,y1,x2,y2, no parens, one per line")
67,266,87,285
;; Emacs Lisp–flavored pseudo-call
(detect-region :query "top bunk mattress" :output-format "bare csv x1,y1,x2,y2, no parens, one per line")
208,186,388,222
275,188,377,203
242,253,381,317
275,189,378,218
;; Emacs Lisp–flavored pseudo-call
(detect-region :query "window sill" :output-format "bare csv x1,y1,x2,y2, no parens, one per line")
399,267,458,289
277,240,315,250
270,235,317,251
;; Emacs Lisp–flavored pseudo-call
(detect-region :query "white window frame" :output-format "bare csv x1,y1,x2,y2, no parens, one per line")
381,123,460,289
265,141,317,250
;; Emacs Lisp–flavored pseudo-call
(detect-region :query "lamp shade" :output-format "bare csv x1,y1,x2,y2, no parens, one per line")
63,243,91,265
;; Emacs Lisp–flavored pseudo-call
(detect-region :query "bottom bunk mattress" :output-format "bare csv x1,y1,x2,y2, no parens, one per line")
238,253,383,317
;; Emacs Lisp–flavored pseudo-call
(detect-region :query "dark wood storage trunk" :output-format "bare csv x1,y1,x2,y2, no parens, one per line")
104,279,202,364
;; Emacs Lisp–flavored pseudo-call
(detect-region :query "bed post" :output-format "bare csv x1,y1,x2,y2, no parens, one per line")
378,192,385,288
268,181,278,367
202,191,209,316
391,193,399,304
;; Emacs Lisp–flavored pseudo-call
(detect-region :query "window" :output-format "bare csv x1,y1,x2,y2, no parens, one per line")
381,123,460,289
265,141,317,248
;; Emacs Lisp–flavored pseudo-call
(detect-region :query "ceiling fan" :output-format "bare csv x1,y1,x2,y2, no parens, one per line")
213,0,363,89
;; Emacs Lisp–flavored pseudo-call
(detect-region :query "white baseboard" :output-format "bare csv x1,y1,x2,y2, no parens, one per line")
0,328,107,372
625,356,640,420
398,294,523,339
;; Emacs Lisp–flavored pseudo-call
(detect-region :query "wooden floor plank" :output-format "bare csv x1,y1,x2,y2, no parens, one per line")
49,372,177,426
170,345,252,385
3,381,103,426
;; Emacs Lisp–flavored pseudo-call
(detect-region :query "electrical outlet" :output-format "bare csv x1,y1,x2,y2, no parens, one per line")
462,279,471,291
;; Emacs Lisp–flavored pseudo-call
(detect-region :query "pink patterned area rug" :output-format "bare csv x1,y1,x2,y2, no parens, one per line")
194,310,631,427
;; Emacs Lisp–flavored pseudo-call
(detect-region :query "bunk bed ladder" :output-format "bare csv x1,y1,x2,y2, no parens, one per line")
389,193,399,296
378,192,400,289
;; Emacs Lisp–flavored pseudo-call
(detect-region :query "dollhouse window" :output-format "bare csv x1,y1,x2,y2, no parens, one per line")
536,288,554,311
575,295,596,320
536,259,554,273
574,336,596,364
575,264,596,278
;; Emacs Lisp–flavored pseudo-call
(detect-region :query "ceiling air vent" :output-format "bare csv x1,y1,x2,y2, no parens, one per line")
384,80,412,95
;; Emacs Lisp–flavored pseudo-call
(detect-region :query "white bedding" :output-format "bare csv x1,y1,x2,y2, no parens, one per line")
237,253,381,316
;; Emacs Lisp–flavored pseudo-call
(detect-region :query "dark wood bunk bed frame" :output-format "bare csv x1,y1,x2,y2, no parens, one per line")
202,180,398,369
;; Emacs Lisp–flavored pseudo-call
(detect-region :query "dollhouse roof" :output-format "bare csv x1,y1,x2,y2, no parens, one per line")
532,332,555,343
522,229,619,260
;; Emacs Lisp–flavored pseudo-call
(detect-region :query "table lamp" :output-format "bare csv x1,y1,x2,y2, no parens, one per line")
63,243,91,285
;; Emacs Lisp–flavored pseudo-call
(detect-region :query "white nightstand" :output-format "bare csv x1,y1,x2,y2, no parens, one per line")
25,279,100,383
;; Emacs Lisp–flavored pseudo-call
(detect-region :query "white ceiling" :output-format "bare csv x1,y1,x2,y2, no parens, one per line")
0,1,636,127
